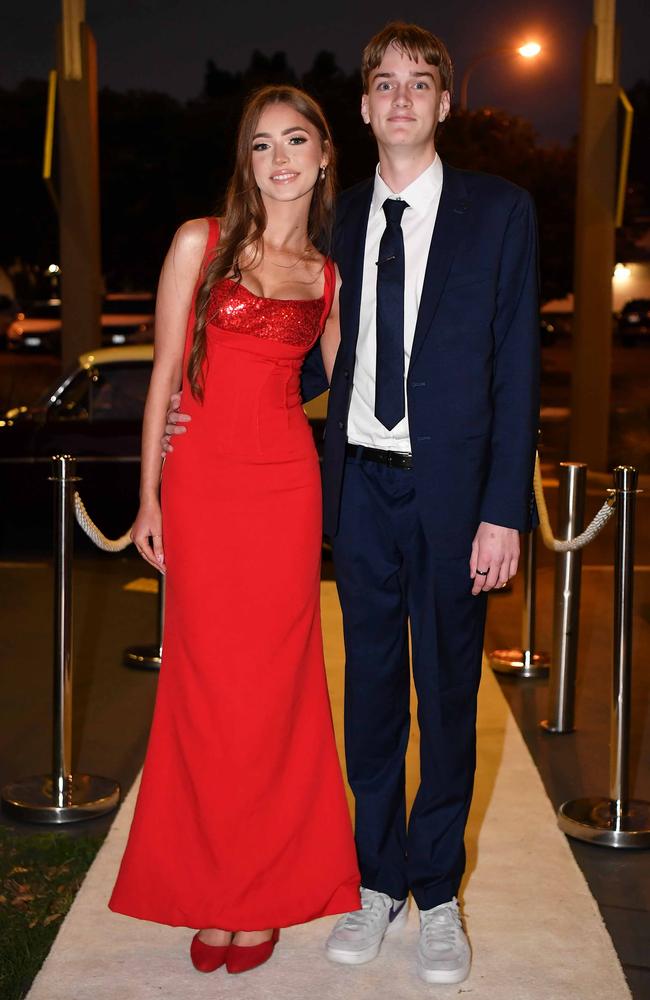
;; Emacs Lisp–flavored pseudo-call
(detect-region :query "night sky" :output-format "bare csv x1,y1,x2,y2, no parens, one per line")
3,0,649,144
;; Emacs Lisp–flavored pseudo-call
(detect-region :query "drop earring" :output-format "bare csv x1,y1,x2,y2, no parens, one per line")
320,166,326,181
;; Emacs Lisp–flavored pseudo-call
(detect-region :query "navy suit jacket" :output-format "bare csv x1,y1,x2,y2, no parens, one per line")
302,162,541,558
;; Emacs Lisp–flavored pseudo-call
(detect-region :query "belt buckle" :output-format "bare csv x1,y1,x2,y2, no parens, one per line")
387,450,410,468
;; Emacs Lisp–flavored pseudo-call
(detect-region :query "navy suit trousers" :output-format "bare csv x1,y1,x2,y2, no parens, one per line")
332,454,488,909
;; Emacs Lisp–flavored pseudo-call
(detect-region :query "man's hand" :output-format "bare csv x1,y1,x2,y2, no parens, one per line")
470,522,520,595
162,392,191,455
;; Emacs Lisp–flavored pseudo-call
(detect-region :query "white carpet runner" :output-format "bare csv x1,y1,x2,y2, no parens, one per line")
27,583,630,1000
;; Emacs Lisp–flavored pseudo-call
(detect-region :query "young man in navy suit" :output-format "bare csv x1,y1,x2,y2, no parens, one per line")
302,23,539,984
164,21,539,985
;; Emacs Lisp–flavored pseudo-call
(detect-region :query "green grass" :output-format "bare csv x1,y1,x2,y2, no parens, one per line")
0,827,102,1000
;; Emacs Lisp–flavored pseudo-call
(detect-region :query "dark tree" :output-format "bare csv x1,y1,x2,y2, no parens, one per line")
0,81,58,269
202,59,240,99
439,108,576,301
243,50,297,89
303,51,344,91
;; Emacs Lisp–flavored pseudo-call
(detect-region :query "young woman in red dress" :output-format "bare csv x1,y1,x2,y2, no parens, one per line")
108,85,360,975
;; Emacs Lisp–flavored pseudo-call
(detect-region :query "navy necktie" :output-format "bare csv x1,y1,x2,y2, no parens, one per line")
375,197,409,431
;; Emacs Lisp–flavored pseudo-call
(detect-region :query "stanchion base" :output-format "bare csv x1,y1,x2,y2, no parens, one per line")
489,648,550,678
540,718,575,734
558,797,650,848
1,774,120,824
123,644,162,670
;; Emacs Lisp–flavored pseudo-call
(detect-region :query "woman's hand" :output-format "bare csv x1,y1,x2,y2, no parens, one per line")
131,500,166,573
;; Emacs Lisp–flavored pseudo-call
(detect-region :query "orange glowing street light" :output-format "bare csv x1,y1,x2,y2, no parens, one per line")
518,42,542,59
460,42,543,110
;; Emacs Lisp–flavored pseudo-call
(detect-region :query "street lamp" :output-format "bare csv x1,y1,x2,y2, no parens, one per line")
519,42,542,59
459,42,542,111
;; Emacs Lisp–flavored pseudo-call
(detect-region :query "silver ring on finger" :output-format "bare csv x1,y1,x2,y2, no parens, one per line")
476,568,489,576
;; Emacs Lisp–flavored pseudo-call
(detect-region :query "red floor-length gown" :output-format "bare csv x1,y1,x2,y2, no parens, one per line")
109,219,360,930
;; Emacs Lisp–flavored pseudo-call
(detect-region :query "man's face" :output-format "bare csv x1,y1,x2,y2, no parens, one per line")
361,43,450,154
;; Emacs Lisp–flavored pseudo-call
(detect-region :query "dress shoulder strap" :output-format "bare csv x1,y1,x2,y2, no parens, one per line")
200,217,220,278
187,218,221,339
319,256,336,330
206,216,220,252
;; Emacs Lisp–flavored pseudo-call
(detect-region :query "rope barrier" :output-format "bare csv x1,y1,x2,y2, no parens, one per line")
73,492,133,552
533,453,616,552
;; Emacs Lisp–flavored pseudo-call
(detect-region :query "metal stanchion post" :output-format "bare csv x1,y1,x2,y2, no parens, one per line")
1,456,120,823
541,462,587,734
558,466,650,847
123,573,165,670
490,528,549,677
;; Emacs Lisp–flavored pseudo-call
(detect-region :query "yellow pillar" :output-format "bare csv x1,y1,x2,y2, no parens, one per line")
56,0,102,368
569,2,620,470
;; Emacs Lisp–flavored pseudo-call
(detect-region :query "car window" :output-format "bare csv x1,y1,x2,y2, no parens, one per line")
90,363,150,421
47,370,91,421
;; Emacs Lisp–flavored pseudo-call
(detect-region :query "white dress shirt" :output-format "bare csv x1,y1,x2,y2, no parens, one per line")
347,156,443,452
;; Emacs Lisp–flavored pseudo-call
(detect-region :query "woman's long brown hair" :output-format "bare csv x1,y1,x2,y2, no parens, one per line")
187,85,337,401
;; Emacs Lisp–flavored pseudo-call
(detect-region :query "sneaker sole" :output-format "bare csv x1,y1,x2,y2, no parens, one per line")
416,960,470,985
326,902,409,966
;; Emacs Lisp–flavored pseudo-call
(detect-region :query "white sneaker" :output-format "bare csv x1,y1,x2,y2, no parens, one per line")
325,887,409,965
416,897,471,984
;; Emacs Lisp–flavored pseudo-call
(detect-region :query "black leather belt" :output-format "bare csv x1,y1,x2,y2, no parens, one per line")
346,443,413,470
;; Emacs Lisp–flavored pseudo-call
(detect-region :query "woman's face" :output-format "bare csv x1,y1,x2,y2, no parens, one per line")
250,103,327,206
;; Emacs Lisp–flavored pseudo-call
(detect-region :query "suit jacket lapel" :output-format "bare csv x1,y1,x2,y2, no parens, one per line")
337,180,373,359
409,163,471,371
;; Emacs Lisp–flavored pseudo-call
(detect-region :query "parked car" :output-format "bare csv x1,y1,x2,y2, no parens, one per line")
617,299,650,345
100,292,155,345
0,345,153,550
6,293,154,353
6,300,61,352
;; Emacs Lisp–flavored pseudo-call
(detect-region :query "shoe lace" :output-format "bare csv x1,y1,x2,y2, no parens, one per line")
338,887,392,931
420,899,462,950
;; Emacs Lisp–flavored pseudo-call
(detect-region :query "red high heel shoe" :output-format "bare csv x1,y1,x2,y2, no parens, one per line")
226,928,280,974
190,931,231,972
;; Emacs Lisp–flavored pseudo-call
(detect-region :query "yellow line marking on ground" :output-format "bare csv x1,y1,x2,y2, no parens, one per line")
583,564,650,571
123,577,159,593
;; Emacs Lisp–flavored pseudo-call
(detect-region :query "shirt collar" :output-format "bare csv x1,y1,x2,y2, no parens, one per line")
370,155,443,220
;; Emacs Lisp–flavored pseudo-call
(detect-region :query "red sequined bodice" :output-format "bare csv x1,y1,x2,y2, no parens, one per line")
208,278,326,349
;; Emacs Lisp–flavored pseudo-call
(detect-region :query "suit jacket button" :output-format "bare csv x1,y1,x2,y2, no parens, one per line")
343,369,350,378
338,420,344,430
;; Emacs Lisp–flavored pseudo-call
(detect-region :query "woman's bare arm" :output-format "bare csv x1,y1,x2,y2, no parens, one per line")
320,266,341,384
131,218,208,570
